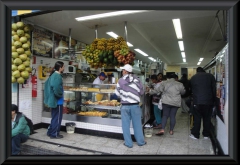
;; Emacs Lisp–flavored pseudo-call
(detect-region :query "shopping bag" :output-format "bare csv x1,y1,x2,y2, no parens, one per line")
158,99,162,109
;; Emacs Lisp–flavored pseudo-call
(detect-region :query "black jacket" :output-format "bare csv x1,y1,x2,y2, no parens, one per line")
190,72,216,105
179,77,191,98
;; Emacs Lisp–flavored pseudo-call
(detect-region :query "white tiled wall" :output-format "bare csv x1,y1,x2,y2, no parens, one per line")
15,56,69,124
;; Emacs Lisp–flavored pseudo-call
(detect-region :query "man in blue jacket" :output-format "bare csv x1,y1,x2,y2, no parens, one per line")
12,104,30,155
44,61,65,139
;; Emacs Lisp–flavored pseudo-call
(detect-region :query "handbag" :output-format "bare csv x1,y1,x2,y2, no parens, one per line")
158,98,162,109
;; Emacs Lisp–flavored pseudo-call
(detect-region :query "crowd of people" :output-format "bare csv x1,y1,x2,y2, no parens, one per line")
12,63,216,154
146,67,216,140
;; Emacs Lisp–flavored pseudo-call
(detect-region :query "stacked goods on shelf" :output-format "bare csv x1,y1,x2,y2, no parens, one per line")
82,36,136,68
84,100,120,106
12,21,33,84
78,111,108,117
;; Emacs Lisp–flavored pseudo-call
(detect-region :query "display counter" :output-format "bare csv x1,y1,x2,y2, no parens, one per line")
42,83,151,135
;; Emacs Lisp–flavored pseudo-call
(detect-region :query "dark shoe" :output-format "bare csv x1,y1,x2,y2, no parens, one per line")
123,143,132,148
58,134,64,138
138,141,147,146
169,130,174,135
50,136,63,139
155,132,164,136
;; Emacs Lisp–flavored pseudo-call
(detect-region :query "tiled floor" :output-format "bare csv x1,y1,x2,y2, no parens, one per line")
21,109,215,155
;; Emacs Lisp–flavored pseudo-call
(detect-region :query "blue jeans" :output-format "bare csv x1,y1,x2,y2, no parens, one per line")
47,105,63,137
121,104,145,147
12,133,29,155
153,104,162,125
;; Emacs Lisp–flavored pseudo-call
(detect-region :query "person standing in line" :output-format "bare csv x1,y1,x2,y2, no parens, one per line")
189,67,216,140
179,73,191,113
115,64,146,148
148,74,162,129
11,104,30,155
174,74,179,81
147,73,185,135
157,73,163,82
44,61,65,139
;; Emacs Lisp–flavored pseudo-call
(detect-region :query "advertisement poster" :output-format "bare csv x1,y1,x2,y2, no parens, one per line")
53,34,78,61
32,26,53,58
215,49,226,123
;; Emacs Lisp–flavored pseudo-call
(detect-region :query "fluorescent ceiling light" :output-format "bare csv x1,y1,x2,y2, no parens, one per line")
197,62,201,65
181,52,185,58
106,32,118,39
178,41,184,51
172,19,183,39
183,58,186,62
75,10,147,21
127,42,133,47
148,57,156,62
107,32,134,47
134,49,148,56
199,58,204,61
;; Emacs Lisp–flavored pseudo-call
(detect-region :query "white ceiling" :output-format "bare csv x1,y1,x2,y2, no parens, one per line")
23,10,227,68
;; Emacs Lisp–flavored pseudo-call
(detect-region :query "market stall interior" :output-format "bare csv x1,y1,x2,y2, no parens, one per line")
12,10,227,139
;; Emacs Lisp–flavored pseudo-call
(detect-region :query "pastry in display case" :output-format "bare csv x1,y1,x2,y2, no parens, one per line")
62,83,121,118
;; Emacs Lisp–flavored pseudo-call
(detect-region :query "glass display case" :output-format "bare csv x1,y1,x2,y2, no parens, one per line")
42,82,149,135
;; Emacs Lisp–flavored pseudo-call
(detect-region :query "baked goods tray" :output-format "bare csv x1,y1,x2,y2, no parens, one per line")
81,104,121,110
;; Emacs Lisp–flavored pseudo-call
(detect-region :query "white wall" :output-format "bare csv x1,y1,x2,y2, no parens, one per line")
16,55,70,124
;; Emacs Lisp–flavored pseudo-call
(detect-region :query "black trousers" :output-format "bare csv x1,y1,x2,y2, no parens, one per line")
191,104,213,138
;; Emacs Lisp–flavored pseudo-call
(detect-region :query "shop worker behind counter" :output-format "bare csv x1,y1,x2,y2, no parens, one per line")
189,67,216,140
115,64,146,148
44,61,65,139
12,104,30,155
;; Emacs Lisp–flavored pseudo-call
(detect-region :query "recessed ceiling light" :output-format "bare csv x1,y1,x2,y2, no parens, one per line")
199,58,204,61
197,62,201,65
75,10,148,21
178,41,184,51
127,42,133,47
172,19,182,39
181,52,185,58
134,49,148,56
106,32,118,39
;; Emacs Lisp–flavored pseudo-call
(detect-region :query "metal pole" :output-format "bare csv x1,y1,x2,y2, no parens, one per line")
68,28,72,58
95,25,98,39
124,21,128,42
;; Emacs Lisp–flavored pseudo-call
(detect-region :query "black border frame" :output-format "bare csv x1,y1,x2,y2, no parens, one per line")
0,0,238,164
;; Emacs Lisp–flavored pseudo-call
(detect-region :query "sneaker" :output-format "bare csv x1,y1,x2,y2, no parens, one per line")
203,136,209,139
189,134,198,140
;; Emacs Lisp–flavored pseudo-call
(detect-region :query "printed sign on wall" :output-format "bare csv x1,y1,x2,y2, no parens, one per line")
32,26,53,58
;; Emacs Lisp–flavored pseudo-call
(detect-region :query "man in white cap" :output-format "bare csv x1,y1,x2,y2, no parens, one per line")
115,64,146,148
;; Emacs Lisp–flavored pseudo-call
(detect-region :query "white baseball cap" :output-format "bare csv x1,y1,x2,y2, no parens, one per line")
120,64,133,72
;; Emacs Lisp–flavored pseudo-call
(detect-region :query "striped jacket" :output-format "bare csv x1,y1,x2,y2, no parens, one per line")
115,74,144,104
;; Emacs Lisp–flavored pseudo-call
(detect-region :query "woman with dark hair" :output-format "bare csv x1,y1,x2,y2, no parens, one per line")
157,73,163,82
44,61,65,139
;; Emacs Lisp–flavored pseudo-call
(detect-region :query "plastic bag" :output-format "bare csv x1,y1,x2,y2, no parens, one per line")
158,99,162,109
